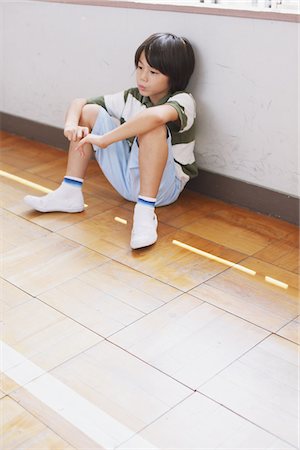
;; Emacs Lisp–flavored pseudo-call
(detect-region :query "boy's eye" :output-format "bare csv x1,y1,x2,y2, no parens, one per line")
150,70,159,75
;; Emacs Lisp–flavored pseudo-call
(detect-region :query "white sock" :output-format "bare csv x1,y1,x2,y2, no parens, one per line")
24,177,84,213
130,201,158,249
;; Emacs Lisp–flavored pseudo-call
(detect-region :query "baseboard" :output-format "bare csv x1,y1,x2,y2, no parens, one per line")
0,111,67,149
1,111,299,225
189,170,299,225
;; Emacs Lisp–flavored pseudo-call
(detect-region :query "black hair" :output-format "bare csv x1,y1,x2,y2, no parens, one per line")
135,32,195,93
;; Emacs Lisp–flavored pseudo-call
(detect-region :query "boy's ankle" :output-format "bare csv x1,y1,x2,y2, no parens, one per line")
137,195,156,209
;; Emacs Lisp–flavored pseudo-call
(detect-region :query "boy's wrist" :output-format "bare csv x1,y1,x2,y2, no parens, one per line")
64,122,78,129
97,135,109,149
89,134,110,150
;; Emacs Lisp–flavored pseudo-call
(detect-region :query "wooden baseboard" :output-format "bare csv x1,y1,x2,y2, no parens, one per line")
189,170,299,225
1,111,299,224
0,112,67,149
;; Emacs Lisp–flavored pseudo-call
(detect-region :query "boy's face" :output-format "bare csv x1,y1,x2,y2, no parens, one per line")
136,51,170,105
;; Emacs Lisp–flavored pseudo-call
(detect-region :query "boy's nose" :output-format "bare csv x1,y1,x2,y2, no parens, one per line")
140,71,148,82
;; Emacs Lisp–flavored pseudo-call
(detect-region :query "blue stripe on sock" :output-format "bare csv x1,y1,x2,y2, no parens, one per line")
137,197,156,207
63,177,83,187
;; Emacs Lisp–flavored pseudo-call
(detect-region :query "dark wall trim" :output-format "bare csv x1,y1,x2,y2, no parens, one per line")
189,170,299,226
1,111,299,225
0,112,68,150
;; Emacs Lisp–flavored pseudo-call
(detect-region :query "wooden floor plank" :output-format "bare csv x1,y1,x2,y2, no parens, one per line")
119,392,294,450
0,279,33,313
1,298,102,394
112,229,248,291
254,228,299,274
0,209,50,254
201,334,299,447
1,396,75,450
2,234,108,296
0,140,65,171
190,257,299,332
277,316,300,344
182,206,296,255
110,294,269,388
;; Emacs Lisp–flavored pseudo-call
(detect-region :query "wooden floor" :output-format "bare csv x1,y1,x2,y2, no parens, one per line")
1,130,299,450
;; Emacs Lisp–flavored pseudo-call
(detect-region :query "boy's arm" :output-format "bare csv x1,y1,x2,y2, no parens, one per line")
75,104,178,152
64,98,89,141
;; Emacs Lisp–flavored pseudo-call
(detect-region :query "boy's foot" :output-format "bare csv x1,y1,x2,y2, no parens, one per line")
130,203,158,249
24,186,84,213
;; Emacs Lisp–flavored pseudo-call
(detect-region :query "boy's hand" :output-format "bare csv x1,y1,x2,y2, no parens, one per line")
64,125,90,142
75,134,108,157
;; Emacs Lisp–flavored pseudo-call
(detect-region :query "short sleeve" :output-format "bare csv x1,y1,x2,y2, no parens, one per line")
166,92,196,132
87,91,126,120
86,96,106,109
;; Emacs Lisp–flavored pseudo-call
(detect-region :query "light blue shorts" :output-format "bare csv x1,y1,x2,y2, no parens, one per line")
92,107,182,207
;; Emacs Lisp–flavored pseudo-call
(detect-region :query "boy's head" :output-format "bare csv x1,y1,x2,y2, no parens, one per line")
135,33,195,94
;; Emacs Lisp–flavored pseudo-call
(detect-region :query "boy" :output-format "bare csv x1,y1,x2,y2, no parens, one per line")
25,32,198,249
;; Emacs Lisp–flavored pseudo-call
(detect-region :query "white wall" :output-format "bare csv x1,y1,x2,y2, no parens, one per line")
0,1,4,112
1,0,299,197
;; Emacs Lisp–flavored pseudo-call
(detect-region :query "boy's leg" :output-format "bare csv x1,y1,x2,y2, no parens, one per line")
92,109,132,198
64,104,101,178
130,125,181,249
24,105,100,212
138,125,168,198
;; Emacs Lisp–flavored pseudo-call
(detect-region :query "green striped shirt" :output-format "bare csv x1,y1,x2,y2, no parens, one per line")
87,87,198,187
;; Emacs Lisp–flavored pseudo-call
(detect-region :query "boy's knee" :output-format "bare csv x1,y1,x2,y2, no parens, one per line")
138,125,167,145
79,104,101,129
